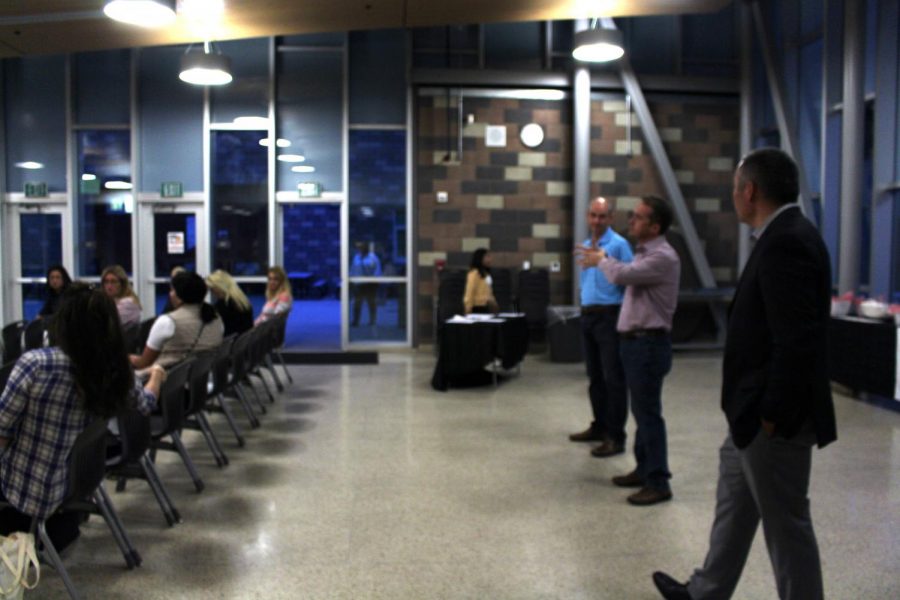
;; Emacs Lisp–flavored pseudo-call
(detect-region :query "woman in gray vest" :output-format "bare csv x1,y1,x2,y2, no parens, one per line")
131,271,224,370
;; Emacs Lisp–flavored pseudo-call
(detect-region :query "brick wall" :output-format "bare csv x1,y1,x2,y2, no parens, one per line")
416,92,739,342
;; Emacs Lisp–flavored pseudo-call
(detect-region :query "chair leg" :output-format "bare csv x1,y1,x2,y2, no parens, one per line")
197,412,229,467
232,385,261,428
252,369,276,403
275,350,293,383
265,354,284,392
242,378,268,414
215,393,246,445
93,484,140,568
37,521,81,600
139,454,181,526
170,430,205,493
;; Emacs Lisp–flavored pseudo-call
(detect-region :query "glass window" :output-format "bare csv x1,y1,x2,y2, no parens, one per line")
798,39,823,192
153,213,197,277
76,130,133,276
348,282,407,343
484,22,542,70
139,45,204,192
276,50,344,194
281,203,341,350
22,284,45,322
210,38,270,124
349,130,406,277
20,213,62,278
211,130,269,275
4,56,67,192
74,50,130,125
349,30,406,125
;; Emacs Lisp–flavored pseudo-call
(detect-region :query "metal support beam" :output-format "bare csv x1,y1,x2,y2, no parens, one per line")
737,1,752,273
749,0,814,218
837,0,866,294
572,19,590,303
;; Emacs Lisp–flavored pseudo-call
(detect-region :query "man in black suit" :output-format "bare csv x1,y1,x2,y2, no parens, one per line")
653,148,837,600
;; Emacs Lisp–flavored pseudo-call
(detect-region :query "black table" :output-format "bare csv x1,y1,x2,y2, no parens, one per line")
828,316,898,400
431,315,529,391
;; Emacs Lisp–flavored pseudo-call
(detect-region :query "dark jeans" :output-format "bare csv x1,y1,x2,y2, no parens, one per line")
581,309,627,444
0,491,81,552
619,335,673,491
352,283,378,326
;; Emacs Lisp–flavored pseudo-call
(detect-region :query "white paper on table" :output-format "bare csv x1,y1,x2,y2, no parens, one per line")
446,315,475,324
466,314,496,321
484,318,506,323
498,312,525,318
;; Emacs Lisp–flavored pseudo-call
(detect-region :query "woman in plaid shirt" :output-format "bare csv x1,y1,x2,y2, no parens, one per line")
0,284,163,552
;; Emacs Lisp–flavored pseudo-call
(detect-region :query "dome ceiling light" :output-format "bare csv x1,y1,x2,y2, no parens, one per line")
103,0,177,28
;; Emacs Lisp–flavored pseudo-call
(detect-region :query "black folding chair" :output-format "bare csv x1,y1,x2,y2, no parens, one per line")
183,350,229,467
2,320,26,364
23,318,49,351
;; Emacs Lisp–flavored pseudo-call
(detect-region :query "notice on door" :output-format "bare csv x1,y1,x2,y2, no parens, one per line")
167,231,185,254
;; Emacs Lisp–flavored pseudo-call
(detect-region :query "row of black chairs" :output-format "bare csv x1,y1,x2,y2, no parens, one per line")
0,312,293,599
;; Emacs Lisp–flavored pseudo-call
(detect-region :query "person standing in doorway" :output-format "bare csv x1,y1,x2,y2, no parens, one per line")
350,241,382,327
577,195,681,506
651,148,836,599
569,197,633,459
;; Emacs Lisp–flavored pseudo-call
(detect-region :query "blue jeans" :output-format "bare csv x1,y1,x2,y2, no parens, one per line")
581,309,627,443
619,335,672,491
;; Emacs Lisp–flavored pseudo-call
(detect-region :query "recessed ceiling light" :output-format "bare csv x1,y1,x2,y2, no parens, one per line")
81,174,97,181
278,154,306,163
291,165,316,173
105,181,133,190
232,116,270,128
103,0,177,28
259,138,292,148
15,161,44,169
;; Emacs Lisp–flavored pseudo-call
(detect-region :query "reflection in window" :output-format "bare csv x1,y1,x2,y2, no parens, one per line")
20,213,62,278
153,213,197,277
22,283,45,322
348,282,407,343
76,130,132,276
211,130,268,275
349,130,407,277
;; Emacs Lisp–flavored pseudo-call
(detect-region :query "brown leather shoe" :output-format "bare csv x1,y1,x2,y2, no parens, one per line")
569,426,606,442
590,440,624,457
627,487,673,506
611,470,644,487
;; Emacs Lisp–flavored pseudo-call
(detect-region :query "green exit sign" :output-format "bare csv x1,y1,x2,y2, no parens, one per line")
161,181,183,198
24,182,48,198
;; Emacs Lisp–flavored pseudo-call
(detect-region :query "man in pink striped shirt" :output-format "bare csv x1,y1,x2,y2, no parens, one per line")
576,195,681,506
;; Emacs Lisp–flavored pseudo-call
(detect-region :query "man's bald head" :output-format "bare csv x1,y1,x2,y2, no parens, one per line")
587,197,613,239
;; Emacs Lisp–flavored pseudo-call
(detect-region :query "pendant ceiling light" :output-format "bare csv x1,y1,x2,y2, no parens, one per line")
572,19,625,63
103,0,177,27
179,42,233,86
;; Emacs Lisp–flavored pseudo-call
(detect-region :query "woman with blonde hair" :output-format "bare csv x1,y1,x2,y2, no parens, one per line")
101,264,142,327
206,269,253,336
255,266,292,325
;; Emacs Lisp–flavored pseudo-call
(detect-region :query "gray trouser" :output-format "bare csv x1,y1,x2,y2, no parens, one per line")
687,429,824,600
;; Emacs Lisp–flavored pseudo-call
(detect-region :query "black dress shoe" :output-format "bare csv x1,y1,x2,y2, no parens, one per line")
590,440,624,457
611,470,644,487
569,426,606,442
627,487,672,506
652,571,691,599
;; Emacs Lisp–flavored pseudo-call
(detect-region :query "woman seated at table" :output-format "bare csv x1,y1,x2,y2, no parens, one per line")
463,248,499,315
206,269,254,336
255,265,293,325
131,271,224,370
102,264,142,327
38,264,72,318
0,284,163,553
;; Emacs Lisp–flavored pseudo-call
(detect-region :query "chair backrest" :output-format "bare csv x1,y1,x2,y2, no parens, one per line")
109,408,152,466
271,312,289,348
1,320,26,364
0,360,16,395
136,317,157,353
436,269,467,322
23,318,48,351
230,330,254,381
64,418,112,502
186,350,216,416
491,268,514,312
121,322,141,354
210,335,237,397
517,269,551,326
157,359,194,433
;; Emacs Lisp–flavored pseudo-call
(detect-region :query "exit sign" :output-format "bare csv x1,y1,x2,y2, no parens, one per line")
161,181,183,198
24,182,48,198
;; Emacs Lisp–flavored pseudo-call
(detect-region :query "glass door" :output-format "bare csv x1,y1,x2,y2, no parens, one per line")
137,201,206,316
278,200,343,350
3,203,71,322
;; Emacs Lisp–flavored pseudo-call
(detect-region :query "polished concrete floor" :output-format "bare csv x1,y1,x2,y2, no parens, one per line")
40,350,900,599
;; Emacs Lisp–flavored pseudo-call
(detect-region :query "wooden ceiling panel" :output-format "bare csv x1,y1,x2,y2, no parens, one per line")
0,0,731,58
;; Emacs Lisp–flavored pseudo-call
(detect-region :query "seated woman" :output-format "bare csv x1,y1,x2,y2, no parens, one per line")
101,265,142,327
0,284,163,552
254,265,293,325
463,248,499,314
38,264,72,318
206,269,253,336
131,271,224,370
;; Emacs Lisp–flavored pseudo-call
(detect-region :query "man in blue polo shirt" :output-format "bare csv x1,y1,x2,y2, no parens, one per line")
569,197,634,457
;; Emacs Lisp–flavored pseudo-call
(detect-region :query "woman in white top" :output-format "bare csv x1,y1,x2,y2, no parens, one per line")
131,271,224,369
102,265,142,327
